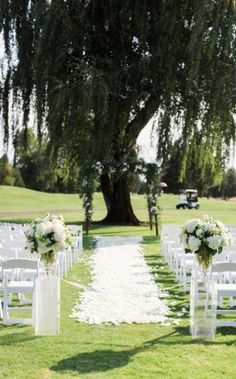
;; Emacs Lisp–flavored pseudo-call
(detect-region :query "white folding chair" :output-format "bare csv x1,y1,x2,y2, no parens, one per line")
0,270,3,319
205,262,236,328
177,252,194,291
2,259,39,325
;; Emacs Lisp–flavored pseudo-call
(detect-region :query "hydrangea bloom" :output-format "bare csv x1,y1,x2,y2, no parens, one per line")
26,213,73,265
181,215,231,268
188,236,201,252
185,219,199,233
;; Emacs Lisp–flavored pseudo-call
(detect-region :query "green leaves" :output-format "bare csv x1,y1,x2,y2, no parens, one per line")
0,0,235,194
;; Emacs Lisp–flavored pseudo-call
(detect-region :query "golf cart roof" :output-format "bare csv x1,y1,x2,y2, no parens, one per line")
180,189,198,194
185,189,198,193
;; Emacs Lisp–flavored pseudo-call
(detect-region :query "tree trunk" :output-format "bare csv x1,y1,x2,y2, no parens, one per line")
100,175,140,225
100,173,113,212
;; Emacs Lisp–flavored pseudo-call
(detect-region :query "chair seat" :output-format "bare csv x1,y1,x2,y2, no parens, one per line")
215,283,236,296
7,281,34,292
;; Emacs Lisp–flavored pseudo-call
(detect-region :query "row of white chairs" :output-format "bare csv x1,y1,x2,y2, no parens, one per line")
0,223,83,279
0,223,83,324
161,225,236,289
161,224,236,328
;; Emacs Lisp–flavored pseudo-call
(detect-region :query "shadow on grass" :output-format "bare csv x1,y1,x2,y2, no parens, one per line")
50,331,176,374
0,331,39,345
0,323,40,345
51,326,236,375
51,348,137,373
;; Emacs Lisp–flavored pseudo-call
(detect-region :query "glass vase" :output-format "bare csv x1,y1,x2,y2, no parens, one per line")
190,255,216,339
40,253,56,277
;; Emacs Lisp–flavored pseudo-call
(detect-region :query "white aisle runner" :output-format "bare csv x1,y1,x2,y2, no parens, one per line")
71,236,169,324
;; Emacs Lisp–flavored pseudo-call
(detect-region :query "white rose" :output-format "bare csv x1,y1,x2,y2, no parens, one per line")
185,219,199,234
51,220,64,233
188,236,201,252
54,231,66,243
203,215,210,222
37,220,52,236
204,222,214,233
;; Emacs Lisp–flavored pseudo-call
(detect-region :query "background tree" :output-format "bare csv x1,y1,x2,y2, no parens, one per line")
210,168,236,199
0,154,15,185
0,1,235,224
14,129,81,192
162,134,225,196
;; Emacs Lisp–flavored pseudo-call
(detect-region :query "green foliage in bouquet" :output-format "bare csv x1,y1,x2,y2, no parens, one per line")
181,215,231,269
26,213,73,265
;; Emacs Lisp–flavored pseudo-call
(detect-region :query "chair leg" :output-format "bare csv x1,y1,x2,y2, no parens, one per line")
3,292,9,324
0,298,3,319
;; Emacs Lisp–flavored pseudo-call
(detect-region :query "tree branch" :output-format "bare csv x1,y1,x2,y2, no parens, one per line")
124,95,160,154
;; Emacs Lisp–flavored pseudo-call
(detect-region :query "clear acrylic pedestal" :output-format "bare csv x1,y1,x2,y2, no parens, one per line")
34,275,60,336
190,259,216,339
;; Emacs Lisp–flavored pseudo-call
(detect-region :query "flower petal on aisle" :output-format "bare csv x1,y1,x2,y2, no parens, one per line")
71,236,170,324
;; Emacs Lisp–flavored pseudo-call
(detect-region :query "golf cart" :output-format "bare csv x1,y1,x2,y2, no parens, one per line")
176,189,200,209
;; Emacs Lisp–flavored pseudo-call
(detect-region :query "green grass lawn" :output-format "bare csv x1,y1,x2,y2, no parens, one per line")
0,186,236,378
1,236,236,379
1,185,236,227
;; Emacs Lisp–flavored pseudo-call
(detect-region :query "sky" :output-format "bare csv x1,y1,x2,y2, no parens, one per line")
137,117,158,163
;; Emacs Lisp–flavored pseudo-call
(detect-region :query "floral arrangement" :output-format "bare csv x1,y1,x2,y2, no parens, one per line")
25,213,73,266
181,215,231,268
150,205,158,215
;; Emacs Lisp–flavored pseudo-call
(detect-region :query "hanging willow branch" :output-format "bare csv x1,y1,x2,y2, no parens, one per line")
0,0,235,183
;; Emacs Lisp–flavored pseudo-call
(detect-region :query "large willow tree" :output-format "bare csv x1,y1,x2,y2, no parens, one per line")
0,1,235,224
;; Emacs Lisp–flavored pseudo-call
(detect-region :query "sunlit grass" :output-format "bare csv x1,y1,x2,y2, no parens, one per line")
1,186,236,227
0,235,236,379
1,187,236,378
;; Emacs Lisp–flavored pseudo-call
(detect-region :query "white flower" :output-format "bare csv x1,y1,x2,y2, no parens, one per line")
196,228,204,238
36,220,52,236
150,206,158,214
185,219,199,234
26,214,73,258
188,236,201,252
202,214,210,221
54,231,66,243
51,219,64,231
207,235,223,250
204,222,214,233
216,220,225,230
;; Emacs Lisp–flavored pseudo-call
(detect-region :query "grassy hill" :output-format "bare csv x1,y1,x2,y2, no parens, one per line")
0,185,236,227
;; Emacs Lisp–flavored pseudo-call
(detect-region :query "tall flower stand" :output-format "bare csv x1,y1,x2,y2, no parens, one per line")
190,259,216,339
34,275,60,336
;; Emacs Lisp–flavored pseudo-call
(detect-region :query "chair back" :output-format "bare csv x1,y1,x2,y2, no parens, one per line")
211,262,236,273
2,258,38,271
0,247,17,259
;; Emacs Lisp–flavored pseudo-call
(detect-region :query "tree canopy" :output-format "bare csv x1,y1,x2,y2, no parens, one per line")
0,1,235,223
